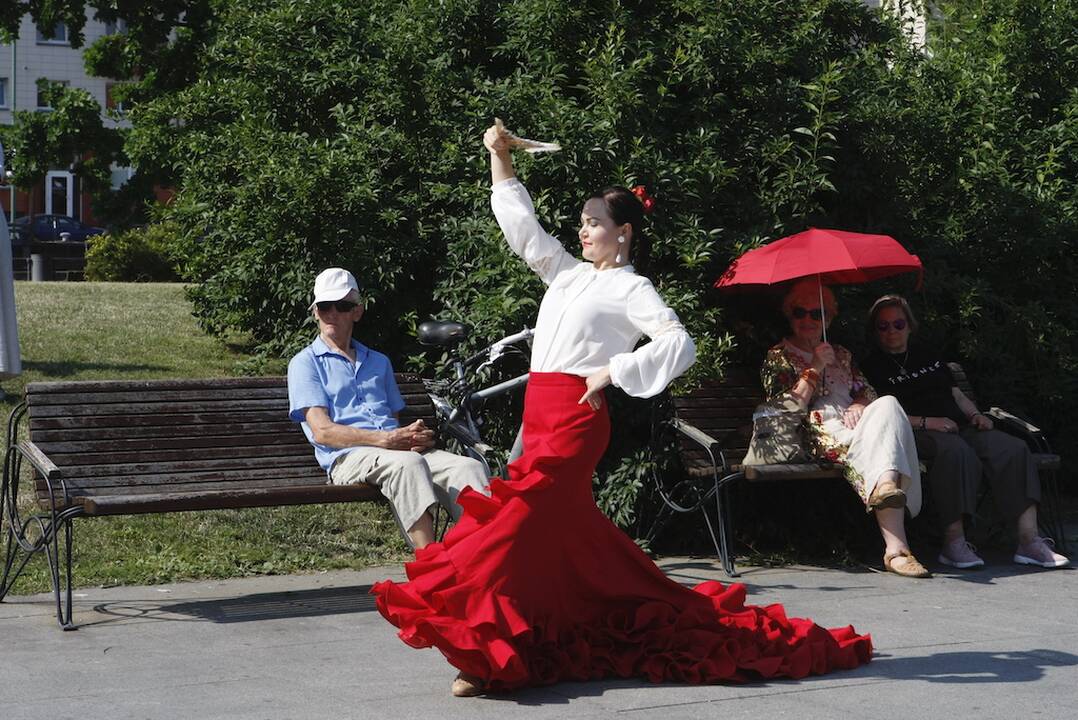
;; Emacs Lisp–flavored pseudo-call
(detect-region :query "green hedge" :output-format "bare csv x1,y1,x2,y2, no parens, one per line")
122,0,1078,545
85,223,181,282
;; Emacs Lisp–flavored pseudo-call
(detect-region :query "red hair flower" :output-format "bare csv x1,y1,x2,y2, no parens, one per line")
631,185,656,215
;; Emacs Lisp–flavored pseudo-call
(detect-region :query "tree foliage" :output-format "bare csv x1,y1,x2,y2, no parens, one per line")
1,1,218,224
8,0,1078,536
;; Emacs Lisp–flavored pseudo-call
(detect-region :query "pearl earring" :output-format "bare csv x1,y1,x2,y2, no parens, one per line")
615,235,625,264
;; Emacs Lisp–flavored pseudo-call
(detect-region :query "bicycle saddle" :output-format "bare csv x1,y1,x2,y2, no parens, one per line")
417,320,470,347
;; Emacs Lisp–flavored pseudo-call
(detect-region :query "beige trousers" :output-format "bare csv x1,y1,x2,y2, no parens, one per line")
330,447,488,544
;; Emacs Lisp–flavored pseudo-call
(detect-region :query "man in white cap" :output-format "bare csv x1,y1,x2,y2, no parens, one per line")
287,268,488,549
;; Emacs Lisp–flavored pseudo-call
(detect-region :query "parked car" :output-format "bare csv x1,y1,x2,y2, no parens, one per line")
9,214,106,245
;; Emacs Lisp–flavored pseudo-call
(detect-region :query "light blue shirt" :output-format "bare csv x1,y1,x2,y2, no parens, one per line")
287,336,405,474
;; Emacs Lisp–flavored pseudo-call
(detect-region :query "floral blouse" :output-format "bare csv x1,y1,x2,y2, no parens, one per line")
760,341,878,495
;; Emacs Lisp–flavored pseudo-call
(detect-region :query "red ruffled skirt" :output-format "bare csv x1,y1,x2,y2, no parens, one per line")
372,373,871,690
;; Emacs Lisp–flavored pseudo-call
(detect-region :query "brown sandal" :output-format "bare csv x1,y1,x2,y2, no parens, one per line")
451,672,486,697
868,482,907,510
884,550,931,578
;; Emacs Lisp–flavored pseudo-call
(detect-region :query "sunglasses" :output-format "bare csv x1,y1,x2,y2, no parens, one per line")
791,306,823,321
316,300,358,313
876,318,908,332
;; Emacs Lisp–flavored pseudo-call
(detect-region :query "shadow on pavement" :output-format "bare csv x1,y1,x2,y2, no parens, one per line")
472,648,1078,706
867,648,1078,683
89,584,378,625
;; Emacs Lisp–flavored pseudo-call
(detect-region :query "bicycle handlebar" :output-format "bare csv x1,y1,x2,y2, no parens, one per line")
463,327,534,369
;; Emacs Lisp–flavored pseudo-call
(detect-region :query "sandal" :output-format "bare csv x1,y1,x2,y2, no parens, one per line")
868,481,906,510
884,550,931,578
451,672,486,697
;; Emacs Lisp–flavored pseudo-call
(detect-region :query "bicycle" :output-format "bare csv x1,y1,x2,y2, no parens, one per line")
417,320,533,479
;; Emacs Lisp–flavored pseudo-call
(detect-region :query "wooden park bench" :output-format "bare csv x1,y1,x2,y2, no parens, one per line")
656,364,1066,577
0,375,434,630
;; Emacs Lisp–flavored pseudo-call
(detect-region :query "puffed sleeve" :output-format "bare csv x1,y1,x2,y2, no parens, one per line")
608,279,696,398
491,178,579,285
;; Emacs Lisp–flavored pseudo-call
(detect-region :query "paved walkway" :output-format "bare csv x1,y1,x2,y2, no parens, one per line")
2,548,1074,720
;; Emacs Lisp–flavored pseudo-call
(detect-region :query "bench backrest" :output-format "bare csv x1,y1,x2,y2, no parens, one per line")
672,367,760,474
25,374,434,510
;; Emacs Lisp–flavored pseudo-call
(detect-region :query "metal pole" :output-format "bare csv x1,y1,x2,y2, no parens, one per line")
818,274,827,344
8,36,15,223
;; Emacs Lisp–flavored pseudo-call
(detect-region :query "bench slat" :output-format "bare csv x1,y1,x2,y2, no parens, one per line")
27,398,292,418
743,464,844,481
43,455,322,479
40,444,316,466
40,471,328,494
78,484,384,516
34,433,315,455
30,421,302,443
26,387,289,406
29,410,289,430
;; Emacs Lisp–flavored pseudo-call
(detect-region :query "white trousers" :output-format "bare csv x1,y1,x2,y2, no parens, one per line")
824,395,923,517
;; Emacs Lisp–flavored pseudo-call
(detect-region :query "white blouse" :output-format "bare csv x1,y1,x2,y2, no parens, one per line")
490,178,695,398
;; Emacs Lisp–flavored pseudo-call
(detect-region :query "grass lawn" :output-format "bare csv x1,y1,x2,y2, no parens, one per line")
1,282,410,596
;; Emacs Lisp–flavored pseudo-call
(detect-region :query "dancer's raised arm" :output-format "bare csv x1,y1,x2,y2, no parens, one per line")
484,122,516,185
485,122,578,284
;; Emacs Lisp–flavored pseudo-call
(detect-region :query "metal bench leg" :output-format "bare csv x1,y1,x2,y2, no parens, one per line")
0,436,46,604
700,473,742,578
41,513,76,630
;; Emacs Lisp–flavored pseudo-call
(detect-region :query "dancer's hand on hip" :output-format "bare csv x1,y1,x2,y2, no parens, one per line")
578,367,612,411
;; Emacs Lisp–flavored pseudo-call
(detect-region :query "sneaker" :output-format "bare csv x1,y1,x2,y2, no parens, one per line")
939,539,985,569
1014,537,1070,569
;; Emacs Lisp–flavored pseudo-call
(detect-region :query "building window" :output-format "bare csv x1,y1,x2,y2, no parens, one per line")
36,79,70,110
0,77,8,108
36,22,69,44
103,19,128,36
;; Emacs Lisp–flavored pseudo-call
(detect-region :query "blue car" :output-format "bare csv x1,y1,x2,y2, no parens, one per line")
10,214,106,245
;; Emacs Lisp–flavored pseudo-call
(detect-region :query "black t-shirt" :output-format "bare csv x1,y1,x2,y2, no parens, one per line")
860,344,966,425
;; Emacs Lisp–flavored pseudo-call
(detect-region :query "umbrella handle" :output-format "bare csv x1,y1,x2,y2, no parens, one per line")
818,276,827,344
818,276,827,389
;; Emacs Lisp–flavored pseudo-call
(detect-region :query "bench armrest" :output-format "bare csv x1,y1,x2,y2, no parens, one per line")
986,407,1052,453
987,407,1041,434
670,417,721,454
669,417,731,474
16,440,62,481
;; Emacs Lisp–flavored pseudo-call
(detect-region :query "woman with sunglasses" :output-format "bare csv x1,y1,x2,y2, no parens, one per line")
861,295,1068,570
761,279,927,578
373,124,872,696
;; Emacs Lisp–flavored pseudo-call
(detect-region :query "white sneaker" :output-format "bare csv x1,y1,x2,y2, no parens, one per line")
938,539,985,569
1014,537,1070,568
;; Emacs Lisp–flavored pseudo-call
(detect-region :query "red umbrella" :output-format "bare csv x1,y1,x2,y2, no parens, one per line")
714,227,922,342
715,227,922,289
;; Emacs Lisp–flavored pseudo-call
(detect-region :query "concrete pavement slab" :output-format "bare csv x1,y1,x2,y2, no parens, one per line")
1,556,1074,720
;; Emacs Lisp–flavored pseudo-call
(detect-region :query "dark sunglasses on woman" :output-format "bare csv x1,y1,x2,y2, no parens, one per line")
791,306,823,321
876,319,907,332
316,300,358,313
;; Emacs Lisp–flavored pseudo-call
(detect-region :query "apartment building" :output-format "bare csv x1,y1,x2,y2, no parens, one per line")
0,12,131,226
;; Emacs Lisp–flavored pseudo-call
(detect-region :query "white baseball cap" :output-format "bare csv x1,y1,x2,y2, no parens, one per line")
310,267,360,308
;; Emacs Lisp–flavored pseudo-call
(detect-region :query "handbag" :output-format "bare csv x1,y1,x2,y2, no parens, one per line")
742,392,810,465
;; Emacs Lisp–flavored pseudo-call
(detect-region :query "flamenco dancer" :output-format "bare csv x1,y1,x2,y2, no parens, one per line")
372,121,873,696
